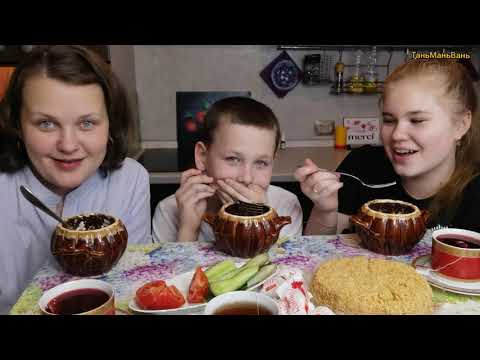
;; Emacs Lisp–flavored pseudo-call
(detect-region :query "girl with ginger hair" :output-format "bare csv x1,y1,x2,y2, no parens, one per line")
296,59,480,235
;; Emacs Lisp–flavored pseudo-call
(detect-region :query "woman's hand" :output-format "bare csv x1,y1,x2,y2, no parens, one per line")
294,158,343,213
175,169,216,241
214,178,266,204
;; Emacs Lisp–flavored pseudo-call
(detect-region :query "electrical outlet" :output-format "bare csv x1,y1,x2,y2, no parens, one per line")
314,120,335,136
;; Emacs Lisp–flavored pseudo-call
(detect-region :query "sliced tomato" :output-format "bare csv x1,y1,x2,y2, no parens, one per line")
135,280,185,310
187,267,209,304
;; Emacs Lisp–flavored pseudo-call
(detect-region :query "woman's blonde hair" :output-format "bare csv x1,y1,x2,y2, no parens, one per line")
382,58,480,223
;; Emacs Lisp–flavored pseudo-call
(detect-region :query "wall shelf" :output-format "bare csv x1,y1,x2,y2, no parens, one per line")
330,80,384,95
298,47,394,91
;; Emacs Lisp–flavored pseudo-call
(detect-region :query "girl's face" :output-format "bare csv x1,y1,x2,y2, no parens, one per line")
20,75,109,196
381,77,470,183
196,119,276,190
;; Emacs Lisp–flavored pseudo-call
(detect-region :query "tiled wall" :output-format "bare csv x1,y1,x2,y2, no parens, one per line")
132,45,477,143
109,45,141,154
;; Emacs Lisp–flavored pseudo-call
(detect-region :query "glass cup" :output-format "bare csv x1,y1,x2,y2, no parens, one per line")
335,125,347,149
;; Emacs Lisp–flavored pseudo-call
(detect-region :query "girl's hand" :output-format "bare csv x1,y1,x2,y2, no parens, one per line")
294,158,343,213
214,178,266,204
175,169,216,236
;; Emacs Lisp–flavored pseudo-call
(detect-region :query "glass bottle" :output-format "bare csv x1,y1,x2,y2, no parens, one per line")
349,49,364,93
364,46,378,93
334,61,344,94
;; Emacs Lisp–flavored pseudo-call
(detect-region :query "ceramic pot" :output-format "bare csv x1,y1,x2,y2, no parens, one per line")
204,203,291,258
350,199,429,255
431,228,480,281
51,213,128,276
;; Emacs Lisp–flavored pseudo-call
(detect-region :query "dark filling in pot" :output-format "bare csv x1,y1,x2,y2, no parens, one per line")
225,203,270,217
369,202,415,215
64,214,115,231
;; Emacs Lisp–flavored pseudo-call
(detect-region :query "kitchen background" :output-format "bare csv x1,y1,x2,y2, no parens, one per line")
2,45,480,223
105,44,480,222
2,45,480,153
136,45,405,146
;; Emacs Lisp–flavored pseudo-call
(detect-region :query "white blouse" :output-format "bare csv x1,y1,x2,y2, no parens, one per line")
0,158,152,314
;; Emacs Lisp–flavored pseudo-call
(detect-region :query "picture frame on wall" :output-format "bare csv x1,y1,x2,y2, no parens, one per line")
176,91,251,170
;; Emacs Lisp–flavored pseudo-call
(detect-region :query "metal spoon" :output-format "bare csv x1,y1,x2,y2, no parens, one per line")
20,185,68,226
336,172,397,189
301,167,397,189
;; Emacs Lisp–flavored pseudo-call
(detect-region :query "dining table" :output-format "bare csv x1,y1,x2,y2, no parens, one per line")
10,229,480,315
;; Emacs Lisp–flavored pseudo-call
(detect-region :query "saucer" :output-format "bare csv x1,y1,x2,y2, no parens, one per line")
412,255,480,296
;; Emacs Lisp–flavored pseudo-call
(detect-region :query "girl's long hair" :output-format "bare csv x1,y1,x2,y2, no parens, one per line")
382,59,480,222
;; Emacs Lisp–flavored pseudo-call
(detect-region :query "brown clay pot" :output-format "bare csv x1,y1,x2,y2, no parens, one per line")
51,213,128,276
204,203,291,258
350,199,429,255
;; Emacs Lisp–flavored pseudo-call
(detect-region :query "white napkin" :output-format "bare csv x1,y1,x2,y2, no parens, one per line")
261,267,335,315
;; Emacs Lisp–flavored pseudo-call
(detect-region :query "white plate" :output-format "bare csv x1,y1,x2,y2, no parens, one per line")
128,262,278,315
128,270,207,315
413,255,480,296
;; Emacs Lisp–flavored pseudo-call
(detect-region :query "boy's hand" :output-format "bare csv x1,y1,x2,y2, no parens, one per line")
175,169,216,238
294,158,343,213
215,178,266,204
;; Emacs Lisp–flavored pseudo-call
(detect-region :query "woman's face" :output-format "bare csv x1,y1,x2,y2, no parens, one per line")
381,77,470,183
20,75,109,196
196,119,276,190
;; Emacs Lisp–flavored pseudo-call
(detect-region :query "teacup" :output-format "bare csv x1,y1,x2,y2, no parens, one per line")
38,279,115,315
431,228,480,281
204,291,279,315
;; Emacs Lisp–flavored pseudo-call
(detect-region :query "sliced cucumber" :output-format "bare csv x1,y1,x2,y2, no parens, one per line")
204,260,236,282
246,264,277,288
239,253,269,270
210,267,242,283
209,266,259,296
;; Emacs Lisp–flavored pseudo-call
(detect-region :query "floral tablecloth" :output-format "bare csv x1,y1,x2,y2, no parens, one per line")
10,230,480,315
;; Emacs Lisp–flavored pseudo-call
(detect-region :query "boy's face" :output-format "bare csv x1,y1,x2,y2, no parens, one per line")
196,119,276,190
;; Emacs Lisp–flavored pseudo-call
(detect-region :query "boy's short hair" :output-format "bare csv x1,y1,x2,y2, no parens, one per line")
0,45,131,176
200,97,281,152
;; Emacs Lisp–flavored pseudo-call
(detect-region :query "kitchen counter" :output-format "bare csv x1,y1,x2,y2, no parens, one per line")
146,147,350,184
271,146,350,182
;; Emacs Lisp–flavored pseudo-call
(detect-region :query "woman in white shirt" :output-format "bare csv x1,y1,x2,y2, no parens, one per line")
0,45,151,314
